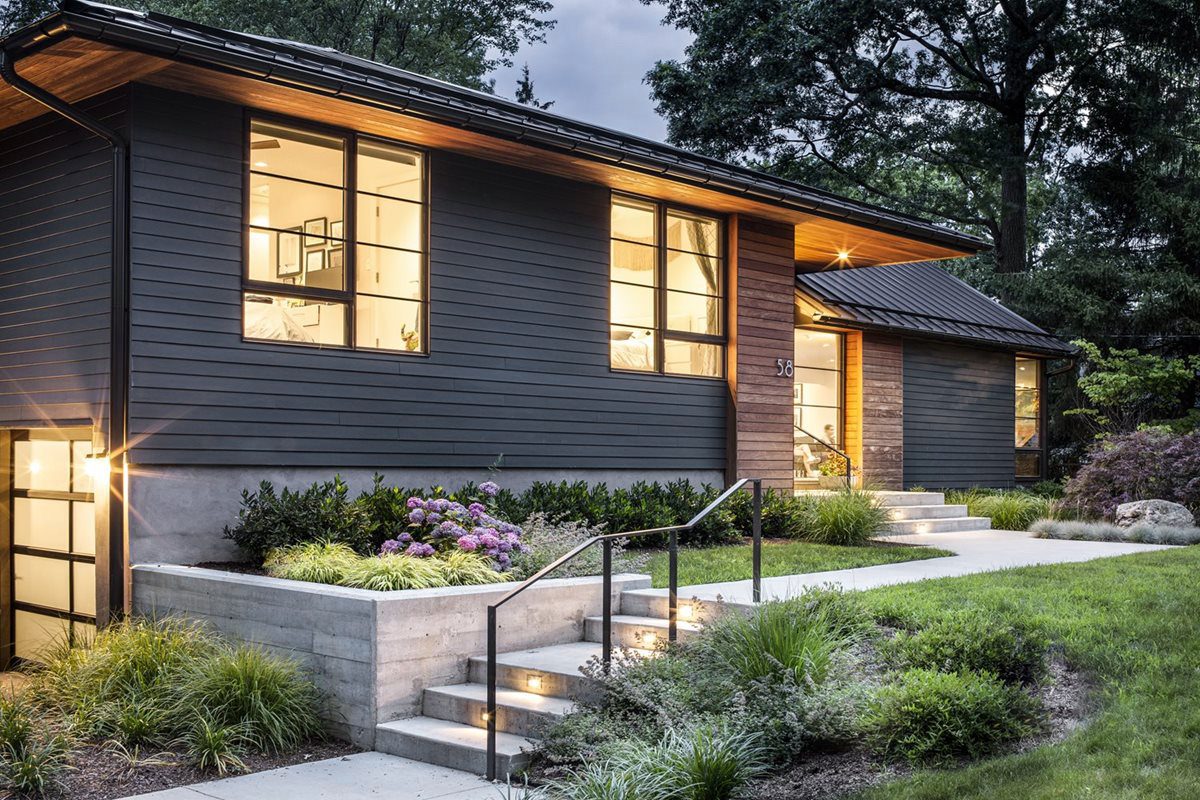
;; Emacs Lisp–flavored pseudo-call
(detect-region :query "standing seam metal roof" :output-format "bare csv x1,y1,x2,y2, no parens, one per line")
796,262,1075,356
2,0,988,254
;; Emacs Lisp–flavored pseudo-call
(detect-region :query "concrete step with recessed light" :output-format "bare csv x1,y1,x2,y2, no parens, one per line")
467,642,613,699
886,503,969,521
617,591,729,622
583,613,702,648
880,516,992,536
374,715,533,775
422,682,574,738
873,491,946,507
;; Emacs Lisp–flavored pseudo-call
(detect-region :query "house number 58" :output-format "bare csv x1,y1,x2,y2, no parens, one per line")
776,358,794,377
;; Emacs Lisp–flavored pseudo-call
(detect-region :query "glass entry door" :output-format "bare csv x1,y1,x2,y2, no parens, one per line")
793,329,845,488
6,429,97,664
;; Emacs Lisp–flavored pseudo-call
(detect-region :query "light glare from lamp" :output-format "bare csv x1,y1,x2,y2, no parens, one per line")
837,250,851,261
28,460,41,475
84,455,110,481
526,675,542,691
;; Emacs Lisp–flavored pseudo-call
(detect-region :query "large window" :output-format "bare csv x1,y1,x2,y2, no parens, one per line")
1015,357,1042,478
245,119,426,352
609,195,725,377
793,330,844,485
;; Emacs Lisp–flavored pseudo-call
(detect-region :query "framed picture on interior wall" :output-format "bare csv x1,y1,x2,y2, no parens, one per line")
330,219,343,239
328,247,344,271
305,248,325,273
276,227,302,277
303,217,326,248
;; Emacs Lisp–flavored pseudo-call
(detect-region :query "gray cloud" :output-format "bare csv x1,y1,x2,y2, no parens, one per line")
490,0,691,142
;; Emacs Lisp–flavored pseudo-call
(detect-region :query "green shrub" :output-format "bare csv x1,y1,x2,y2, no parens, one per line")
547,758,672,800
969,492,1052,531
340,553,444,590
725,489,813,539
0,734,72,798
799,490,887,545
436,550,512,586
224,477,364,561
175,647,322,754
182,717,248,775
263,541,361,585
511,514,616,580
27,618,323,763
881,610,1050,685
638,724,768,800
866,668,1041,764
725,672,867,763
696,597,856,688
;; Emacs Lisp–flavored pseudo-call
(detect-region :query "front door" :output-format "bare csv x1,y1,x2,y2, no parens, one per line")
3,429,98,665
793,329,845,489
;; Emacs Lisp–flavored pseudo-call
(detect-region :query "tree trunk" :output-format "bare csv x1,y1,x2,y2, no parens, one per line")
996,115,1028,273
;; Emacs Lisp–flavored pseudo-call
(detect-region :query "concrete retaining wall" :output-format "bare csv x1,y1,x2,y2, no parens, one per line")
132,565,650,747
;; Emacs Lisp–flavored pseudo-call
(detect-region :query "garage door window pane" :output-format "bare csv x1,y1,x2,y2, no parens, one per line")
14,440,70,492
14,611,67,662
14,554,70,611
13,497,69,551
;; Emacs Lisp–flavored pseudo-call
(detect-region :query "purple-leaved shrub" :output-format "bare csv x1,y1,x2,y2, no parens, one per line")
1063,430,1200,520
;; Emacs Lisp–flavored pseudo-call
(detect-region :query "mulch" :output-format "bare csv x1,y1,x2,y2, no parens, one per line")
59,739,359,800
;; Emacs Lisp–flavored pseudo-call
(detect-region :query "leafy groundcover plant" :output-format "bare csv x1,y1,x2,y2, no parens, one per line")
25,617,323,783
534,588,1052,795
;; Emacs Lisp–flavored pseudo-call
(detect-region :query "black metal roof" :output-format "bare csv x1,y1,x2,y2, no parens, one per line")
796,262,1075,356
1,0,988,255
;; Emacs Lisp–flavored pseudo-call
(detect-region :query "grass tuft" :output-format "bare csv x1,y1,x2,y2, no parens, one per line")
340,553,444,590
799,490,889,545
435,550,513,586
263,541,361,585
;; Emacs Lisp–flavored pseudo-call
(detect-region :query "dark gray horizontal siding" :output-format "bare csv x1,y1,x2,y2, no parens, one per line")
0,92,121,429
902,340,1014,488
126,85,726,469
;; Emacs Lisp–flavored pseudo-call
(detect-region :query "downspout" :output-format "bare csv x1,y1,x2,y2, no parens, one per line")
0,46,130,628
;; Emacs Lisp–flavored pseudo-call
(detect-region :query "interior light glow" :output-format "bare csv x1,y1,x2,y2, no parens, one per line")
84,454,110,481
254,160,269,168
28,460,41,475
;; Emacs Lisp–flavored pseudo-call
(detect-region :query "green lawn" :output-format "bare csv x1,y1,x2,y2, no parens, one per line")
634,540,953,589
857,547,1200,799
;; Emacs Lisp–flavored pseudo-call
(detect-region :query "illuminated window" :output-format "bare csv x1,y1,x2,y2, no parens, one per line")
1015,357,1042,478
244,119,426,352
609,195,724,377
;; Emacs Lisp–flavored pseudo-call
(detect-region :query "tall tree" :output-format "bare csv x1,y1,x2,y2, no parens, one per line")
641,0,1189,274
0,0,555,91
514,62,554,109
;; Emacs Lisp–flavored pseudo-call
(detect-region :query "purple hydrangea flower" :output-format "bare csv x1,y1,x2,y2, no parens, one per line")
405,542,435,558
406,497,423,509
408,508,426,524
379,539,403,554
479,481,500,497
468,502,486,518
456,535,479,552
425,512,442,524
397,532,413,543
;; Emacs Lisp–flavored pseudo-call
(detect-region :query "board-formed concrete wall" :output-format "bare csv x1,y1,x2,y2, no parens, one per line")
132,565,650,747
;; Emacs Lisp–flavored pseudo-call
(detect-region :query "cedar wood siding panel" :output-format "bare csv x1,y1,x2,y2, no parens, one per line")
902,340,1015,488
125,85,726,468
733,218,794,490
0,92,122,430
859,332,903,489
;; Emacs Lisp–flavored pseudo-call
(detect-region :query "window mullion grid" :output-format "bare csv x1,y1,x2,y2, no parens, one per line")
656,205,666,373
346,135,358,348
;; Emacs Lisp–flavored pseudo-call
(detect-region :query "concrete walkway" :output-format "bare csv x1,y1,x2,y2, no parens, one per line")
128,530,1172,800
626,529,1173,607
133,752,501,800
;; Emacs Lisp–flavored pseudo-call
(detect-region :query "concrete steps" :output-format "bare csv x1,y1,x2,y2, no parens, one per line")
886,503,969,520
871,491,992,536
422,683,574,738
882,516,991,535
375,715,534,775
584,613,701,648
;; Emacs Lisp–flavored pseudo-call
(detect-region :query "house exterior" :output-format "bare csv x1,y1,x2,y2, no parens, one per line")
0,0,1069,663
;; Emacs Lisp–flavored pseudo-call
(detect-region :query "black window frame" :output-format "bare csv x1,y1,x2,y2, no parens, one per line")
608,192,727,380
241,112,431,356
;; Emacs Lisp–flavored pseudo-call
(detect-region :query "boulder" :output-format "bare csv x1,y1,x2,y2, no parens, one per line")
1114,499,1196,528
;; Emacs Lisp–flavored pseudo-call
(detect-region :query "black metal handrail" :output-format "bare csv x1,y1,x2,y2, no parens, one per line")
794,424,854,489
484,477,762,780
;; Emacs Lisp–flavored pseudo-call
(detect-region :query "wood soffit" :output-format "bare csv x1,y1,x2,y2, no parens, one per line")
1,37,973,271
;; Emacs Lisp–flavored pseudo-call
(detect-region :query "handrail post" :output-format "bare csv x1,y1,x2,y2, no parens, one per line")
752,479,762,604
846,454,854,490
485,605,497,782
602,538,612,670
668,528,678,642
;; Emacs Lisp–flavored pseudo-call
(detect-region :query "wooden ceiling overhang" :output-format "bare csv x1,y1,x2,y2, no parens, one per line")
0,22,985,271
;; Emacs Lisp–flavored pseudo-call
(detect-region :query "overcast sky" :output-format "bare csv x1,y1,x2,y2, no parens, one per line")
489,0,692,142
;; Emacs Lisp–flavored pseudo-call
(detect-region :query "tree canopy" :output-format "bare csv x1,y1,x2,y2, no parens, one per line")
0,0,555,91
